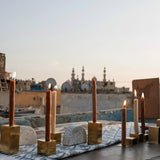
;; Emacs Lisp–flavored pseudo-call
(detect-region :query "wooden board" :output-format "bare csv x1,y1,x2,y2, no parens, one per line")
132,78,159,118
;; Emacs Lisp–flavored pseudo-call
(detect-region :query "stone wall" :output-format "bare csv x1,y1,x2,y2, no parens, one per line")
0,109,134,130
0,91,9,106
61,93,132,114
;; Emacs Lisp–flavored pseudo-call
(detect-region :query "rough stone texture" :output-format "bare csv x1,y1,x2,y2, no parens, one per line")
0,109,134,130
63,125,86,146
20,126,37,146
61,93,132,114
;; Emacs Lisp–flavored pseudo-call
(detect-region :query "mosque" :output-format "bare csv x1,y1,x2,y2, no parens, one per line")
61,67,129,93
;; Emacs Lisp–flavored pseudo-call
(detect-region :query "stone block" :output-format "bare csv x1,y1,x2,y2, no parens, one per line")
130,133,143,142
149,126,160,144
63,125,86,146
20,126,37,146
51,132,61,144
0,125,20,155
37,139,56,156
88,122,102,145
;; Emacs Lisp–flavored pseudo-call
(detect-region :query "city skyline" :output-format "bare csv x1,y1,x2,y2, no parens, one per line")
1,0,160,90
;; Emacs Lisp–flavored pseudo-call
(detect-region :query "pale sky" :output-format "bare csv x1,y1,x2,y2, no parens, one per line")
1,0,160,90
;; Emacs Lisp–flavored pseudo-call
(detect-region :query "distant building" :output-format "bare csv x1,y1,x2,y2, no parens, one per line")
61,67,129,93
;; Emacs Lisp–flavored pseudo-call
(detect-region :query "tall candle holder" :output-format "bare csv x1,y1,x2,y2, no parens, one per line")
0,73,20,155
51,89,61,144
37,83,56,156
88,78,102,145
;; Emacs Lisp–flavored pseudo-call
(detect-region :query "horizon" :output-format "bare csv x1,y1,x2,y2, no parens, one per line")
1,0,160,90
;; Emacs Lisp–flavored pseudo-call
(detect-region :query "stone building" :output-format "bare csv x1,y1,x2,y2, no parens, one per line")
0,53,9,91
61,67,125,93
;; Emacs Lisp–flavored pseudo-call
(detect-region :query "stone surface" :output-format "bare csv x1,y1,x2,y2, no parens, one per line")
20,126,37,146
61,93,132,114
63,125,86,146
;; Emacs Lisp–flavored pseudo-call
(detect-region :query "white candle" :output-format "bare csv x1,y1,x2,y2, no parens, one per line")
134,90,139,134
51,90,57,133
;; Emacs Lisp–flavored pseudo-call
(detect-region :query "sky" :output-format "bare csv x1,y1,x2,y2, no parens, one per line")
0,0,160,90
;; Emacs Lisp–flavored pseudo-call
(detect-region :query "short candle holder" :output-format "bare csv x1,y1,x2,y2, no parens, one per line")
126,137,137,146
148,126,160,144
130,133,143,142
88,122,102,145
156,119,160,127
37,139,56,156
51,132,61,144
143,133,148,142
0,125,20,155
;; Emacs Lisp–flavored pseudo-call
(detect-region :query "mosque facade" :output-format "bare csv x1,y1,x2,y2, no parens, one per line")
61,67,129,93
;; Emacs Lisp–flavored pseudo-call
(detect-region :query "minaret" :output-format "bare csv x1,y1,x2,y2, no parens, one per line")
81,66,85,81
71,68,75,82
103,67,106,82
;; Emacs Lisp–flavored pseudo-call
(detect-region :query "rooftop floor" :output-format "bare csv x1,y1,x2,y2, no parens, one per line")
65,142,160,160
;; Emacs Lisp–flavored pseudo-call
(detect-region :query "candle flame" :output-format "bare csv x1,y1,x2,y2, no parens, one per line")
54,85,58,90
12,72,16,79
123,100,127,107
141,92,144,99
48,83,51,90
134,89,137,97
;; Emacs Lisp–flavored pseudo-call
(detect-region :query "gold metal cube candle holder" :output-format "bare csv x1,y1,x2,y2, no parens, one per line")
88,122,102,145
130,133,143,142
51,132,61,144
143,133,148,142
148,126,160,144
0,125,20,155
126,137,137,146
37,139,56,156
156,119,160,127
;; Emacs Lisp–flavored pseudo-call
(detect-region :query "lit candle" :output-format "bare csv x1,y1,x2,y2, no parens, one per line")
9,79,15,126
134,89,139,134
51,90,57,133
122,100,127,146
45,83,51,141
141,92,145,134
92,78,97,123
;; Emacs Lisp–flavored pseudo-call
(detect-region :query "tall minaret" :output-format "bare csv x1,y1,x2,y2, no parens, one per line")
81,66,85,81
71,68,75,81
103,67,106,82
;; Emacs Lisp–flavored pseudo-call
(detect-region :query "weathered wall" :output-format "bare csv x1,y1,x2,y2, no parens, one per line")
61,93,132,114
0,91,9,106
0,90,61,107
0,109,134,130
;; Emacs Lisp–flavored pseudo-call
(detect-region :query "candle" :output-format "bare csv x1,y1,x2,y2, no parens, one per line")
122,100,127,146
92,78,97,123
45,83,51,141
134,90,139,134
141,92,145,134
51,90,57,133
9,79,15,126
